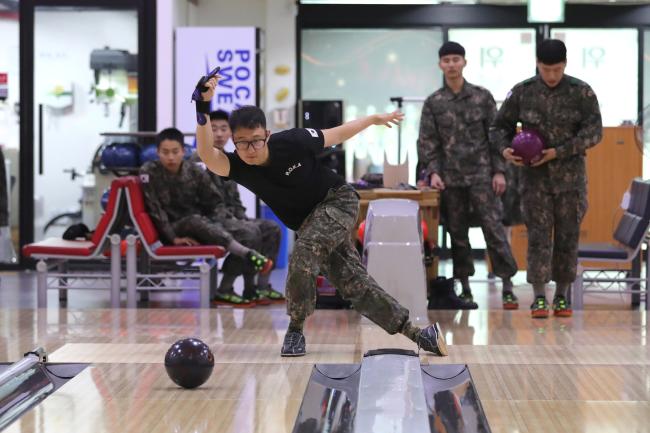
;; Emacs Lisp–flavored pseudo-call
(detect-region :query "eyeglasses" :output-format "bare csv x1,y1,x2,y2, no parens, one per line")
234,137,267,151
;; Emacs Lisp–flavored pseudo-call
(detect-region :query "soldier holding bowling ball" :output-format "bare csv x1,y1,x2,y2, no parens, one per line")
491,39,603,318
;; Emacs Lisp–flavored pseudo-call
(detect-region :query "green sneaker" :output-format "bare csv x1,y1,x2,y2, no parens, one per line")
211,292,254,308
530,296,549,319
257,285,285,303
502,291,519,310
242,291,271,306
247,250,273,274
552,295,573,317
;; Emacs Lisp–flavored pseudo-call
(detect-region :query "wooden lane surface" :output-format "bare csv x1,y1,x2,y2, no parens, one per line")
0,307,648,433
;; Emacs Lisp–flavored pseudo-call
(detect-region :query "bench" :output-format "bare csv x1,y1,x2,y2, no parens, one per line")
22,178,130,308
120,176,226,308
573,178,650,310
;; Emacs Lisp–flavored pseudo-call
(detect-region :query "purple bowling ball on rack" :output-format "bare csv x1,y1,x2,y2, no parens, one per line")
511,129,544,165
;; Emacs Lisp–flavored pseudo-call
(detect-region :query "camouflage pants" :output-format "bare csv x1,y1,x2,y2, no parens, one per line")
442,184,517,279
286,184,409,334
172,214,260,275
246,218,281,262
220,218,281,274
522,189,587,284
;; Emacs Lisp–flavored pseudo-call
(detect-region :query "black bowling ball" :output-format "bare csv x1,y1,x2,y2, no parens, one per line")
164,338,214,389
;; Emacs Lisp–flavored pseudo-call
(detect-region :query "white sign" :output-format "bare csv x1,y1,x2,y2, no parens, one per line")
175,27,257,133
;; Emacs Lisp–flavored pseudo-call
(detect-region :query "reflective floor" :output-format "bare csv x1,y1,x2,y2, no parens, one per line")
0,263,647,433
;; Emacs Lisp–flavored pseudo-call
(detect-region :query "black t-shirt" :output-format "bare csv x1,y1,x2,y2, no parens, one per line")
226,128,345,231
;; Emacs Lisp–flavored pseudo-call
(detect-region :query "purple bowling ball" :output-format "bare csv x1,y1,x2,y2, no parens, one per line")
511,129,544,165
165,338,214,389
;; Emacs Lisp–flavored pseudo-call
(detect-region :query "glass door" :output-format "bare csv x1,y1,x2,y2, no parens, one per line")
0,2,19,264
33,7,138,241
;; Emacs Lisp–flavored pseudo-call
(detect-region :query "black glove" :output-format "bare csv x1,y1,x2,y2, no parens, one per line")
191,66,220,125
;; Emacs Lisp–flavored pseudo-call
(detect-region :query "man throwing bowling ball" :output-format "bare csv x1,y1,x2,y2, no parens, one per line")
490,39,603,318
195,74,448,358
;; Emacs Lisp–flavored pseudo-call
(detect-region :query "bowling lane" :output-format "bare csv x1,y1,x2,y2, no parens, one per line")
0,308,649,433
3,362,311,433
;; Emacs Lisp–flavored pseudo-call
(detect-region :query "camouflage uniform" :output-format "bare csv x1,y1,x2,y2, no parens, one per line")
0,147,7,226
139,160,260,274
287,184,409,334
189,154,281,264
417,81,517,280
490,74,602,285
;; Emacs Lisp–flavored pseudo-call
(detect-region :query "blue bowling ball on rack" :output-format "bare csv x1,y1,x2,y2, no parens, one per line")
101,143,139,168
184,144,194,160
100,188,110,211
112,143,139,167
100,145,116,168
140,144,159,164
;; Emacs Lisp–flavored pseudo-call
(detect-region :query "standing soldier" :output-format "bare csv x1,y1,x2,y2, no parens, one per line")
191,110,285,304
490,39,602,318
418,41,518,310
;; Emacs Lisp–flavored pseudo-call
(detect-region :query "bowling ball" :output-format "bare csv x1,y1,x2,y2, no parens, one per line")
421,220,429,241
139,143,159,164
100,145,116,168
100,188,110,211
112,143,140,167
102,143,139,168
357,220,366,244
164,338,214,389
511,129,544,165
184,144,194,160
119,239,142,256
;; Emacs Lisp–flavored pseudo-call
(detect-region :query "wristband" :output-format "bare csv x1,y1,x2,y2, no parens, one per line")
191,66,221,125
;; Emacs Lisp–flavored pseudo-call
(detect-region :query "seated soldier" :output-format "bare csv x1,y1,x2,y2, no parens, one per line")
190,110,285,303
140,127,273,307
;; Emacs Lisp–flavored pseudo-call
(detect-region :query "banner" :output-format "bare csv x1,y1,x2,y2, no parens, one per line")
175,27,257,133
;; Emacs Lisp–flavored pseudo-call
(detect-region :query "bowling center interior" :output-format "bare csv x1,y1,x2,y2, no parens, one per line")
3,0,650,432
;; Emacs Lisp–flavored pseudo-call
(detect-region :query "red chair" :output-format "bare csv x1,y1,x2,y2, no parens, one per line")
22,178,131,308
120,176,226,308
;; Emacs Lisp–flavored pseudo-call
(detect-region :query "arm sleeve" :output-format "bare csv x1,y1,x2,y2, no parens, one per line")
139,168,176,244
489,87,521,155
485,92,506,175
416,98,442,179
554,86,603,159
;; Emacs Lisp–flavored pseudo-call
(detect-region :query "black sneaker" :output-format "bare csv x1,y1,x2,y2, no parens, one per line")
428,293,478,310
552,295,573,317
502,291,519,310
417,322,448,356
458,290,474,303
531,296,549,319
281,331,306,357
